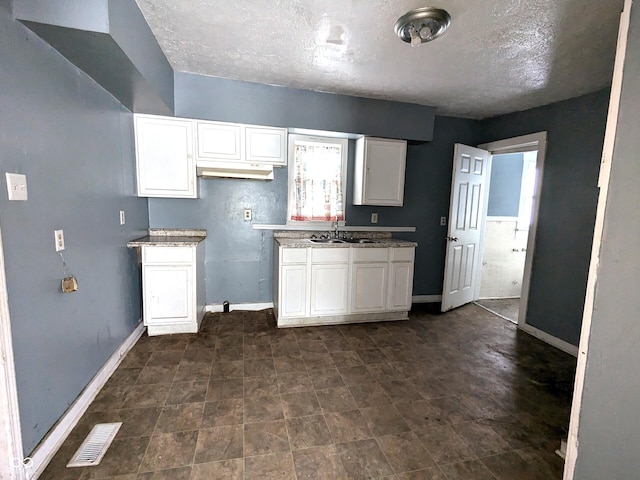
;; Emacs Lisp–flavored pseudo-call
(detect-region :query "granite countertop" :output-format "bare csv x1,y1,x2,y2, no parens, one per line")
275,237,417,248
127,228,207,248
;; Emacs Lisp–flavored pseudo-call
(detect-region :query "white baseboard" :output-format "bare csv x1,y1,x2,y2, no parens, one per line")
412,295,442,303
206,302,274,313
26,321,145,480
518,323,578,357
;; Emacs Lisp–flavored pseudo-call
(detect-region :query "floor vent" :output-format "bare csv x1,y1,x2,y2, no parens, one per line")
66,422,122,468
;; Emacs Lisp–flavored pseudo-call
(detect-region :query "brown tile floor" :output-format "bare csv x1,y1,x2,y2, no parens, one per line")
41,303,576,479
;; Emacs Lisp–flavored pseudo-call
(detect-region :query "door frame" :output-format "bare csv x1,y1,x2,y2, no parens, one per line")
478,131,547,333
0,225,26,479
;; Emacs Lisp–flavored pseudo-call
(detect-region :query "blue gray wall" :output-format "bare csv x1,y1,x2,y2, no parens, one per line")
487,153,523,217
174,72,435,142
572,2,640,476
149,74,481,303
0,3,148,453
480,89,610,346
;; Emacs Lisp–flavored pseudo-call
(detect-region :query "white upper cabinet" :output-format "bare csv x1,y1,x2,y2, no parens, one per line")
196,121,242,161
353,137,407,206
195,120,287,166
135,114,197,198
245,126,287,165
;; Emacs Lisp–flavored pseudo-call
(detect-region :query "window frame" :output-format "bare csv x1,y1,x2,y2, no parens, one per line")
286,134,349,227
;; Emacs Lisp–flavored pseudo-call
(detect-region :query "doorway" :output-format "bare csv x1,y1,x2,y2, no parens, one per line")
476,150,538,323
477,132,547,330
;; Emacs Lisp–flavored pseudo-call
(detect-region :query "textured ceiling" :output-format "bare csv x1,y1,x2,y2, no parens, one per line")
135,0,623,119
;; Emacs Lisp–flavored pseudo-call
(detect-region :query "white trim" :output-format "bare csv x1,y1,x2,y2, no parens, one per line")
518,323,578,357
206,302,274,313
253,224,416,232
26,322,145,480
474,301,517,324
0,226,26,480
477,132,547,339
411,295,442,303
564,2,631,478
485,216,518,222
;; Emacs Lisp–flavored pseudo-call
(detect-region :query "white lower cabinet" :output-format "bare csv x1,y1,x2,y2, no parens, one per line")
310,264,349,315
387,247,415,311
351,247,389,313
141,244,205,335
275,243,414,327
280,265,307,317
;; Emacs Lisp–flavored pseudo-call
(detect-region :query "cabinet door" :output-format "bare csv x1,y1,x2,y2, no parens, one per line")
387,262,414,311
245,126,287,165
354,137,407,206
351,262,388,313
196,121,242,161
310,263,349,316
280,264,307,317
135,115,196,198
143,264,194,325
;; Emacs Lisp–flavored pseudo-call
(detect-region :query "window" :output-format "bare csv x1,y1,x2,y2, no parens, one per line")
287,134,348,224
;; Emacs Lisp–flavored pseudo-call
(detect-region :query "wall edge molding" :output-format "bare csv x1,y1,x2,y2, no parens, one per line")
26,322,145,479
519,323,578,357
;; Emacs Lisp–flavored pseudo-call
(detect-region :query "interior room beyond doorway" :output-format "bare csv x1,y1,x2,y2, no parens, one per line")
478,150,538,323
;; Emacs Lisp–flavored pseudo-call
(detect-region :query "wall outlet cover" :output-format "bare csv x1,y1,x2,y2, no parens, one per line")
243,209,252,221
55,229,65,251
371,213,378,224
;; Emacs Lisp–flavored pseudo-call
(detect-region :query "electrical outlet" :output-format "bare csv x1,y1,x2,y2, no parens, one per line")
243,209,252,221
54,229,64,252
371,213,378,224
440,216,447,226
120,210,126,225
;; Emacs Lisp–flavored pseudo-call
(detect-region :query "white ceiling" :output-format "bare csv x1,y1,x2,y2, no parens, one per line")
135,0,623,119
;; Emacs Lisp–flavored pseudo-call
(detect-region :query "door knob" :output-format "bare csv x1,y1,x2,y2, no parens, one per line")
446,236,459,242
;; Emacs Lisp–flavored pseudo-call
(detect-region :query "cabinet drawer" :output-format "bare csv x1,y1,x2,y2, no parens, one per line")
311,248,349,263
352,247,388,263
390,247,415,262
143,246,194,264
281,247,308,264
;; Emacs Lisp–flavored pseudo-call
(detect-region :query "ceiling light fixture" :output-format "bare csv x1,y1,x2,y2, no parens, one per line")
394,7,451,47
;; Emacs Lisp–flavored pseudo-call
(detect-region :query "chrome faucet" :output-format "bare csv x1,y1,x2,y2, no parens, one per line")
333,221,340,238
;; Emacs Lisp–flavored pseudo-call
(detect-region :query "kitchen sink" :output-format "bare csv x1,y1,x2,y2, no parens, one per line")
308,238,346,243
308,238,382,244
342,238,381,244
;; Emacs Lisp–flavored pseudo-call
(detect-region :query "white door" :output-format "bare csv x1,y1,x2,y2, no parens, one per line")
280,264,307,317
441,144,491,312
388,262,414,311
143,265,194,325
351,263,388,313
135,115,196,198
310,264,349,316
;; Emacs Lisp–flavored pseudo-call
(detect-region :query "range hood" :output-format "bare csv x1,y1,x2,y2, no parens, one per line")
196,161,274,180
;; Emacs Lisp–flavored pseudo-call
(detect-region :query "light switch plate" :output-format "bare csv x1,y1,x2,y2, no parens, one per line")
120,210,126,225
6,173,28,201
371,213,378,224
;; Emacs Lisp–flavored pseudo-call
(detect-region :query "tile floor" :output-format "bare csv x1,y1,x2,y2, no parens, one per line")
475,299,520,324
41,304,576,479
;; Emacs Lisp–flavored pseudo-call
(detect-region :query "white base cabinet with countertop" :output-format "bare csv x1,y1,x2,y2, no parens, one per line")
274,241,415,327
141,244,205,335
128,230,206,336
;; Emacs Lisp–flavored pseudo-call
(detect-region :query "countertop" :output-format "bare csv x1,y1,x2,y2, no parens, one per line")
127,228,206,248
275,237,417,248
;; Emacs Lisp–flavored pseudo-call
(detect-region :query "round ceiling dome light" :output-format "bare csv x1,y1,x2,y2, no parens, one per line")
394,7,451,46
